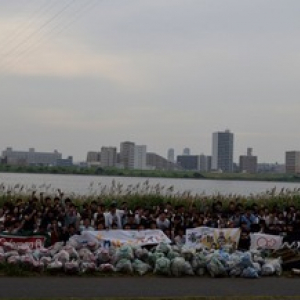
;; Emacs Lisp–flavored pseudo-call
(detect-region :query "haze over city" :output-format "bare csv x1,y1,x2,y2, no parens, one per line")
0,0,299,163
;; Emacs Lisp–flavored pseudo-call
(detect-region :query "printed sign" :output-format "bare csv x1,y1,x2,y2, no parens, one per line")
0,233,47,249
185,227,240,250
250,233,283,250
70,229,171,247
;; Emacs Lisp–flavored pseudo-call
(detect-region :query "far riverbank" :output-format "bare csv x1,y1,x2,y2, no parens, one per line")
0,165,299,183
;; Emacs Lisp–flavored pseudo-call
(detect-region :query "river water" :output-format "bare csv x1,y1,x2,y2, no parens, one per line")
0,172,299,197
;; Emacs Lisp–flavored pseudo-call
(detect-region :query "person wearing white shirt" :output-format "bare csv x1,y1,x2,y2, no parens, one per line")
156,211,170,231
104,202,124,229
80,218,94,232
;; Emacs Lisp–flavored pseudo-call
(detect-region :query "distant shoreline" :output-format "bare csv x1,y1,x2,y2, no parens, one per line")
0,165,299,183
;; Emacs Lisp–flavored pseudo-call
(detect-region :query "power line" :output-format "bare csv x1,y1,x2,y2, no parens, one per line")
0,0,61,53
0,0,76,64
1,0,100,74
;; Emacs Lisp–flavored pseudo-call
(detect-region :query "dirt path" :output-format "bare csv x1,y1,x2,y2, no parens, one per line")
0,277,299,298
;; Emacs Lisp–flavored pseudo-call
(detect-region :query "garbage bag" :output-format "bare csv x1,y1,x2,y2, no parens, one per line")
154,257,171,276
18,244,30,255
7,255,20,265
32,260,44,272
20,254,34,268
115,245,134,262
5,251,19,258
207,256,227,277
49,242,64,256
184,261,195,276
39,248,51,258
65,260,80,274
87,241,98,252
63,245,79,260
98,263,116,273
134,248,149,262
0,252,5,264
115,258,133,274
261,258,282,276
155,242,171,255
47,260,63,270
148,252,165,267
238,253,254,269
53,250,70,265
80,262,96,273
196,267,206,276
252,262,261,274
191,252,207,270
241,267,259,278
261,263,275,276
40,256,52,266
78,248,95,262
171,257,186,277
167,250,181,261
96,248,111,264
132,259,151,276
181,247,194,262
3,242,15,252
229,267,242,277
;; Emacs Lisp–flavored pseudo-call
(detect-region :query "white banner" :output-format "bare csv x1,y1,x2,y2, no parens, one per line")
250,233,283,250
185,227,240,250
70,230,171,247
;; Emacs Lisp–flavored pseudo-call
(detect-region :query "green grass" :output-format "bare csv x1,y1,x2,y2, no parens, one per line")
0,164,300,182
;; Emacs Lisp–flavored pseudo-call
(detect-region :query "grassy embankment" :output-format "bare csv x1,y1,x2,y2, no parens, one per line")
1,179,300,211
0,164,300,182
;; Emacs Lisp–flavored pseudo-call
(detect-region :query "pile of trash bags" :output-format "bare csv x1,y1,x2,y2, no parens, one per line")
0,240,282,278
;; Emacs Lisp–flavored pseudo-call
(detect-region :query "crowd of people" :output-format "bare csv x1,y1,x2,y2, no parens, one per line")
0,191,300,250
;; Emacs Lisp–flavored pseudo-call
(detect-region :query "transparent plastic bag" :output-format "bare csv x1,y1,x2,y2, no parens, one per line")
80,262,96,273
115,258,133,274
64,260,80,274
241,267,259,278
155,242,171,255
98,263,115,273
154,257,171,276
115,245,134,262
207,256,227,277
132,259,151,276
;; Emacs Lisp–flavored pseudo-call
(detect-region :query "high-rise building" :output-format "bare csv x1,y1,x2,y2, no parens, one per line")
199,154,209,172
134,145,147,170
285,151,300,174
146,152,177,170
101,147,117,168
183,148,191,156
177,155,199,170
239,148,257,173
167,148,175,163
87,151,100,165
212,130,234,172
2,147,62,166
120,141,135,169
56,156,73,167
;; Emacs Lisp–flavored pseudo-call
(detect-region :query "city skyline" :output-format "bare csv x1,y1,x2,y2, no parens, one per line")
0,1,299,163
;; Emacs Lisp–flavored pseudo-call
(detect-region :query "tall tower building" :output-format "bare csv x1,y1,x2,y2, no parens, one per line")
212,130,234,172
183,148,190,156
134,145,147,170
167,148,175,163
285,151,300,174
120,141,135,169
239,148,257,173
101,147,117,167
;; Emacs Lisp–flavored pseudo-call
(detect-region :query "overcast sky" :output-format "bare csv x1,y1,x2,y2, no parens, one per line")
0,0,299,163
